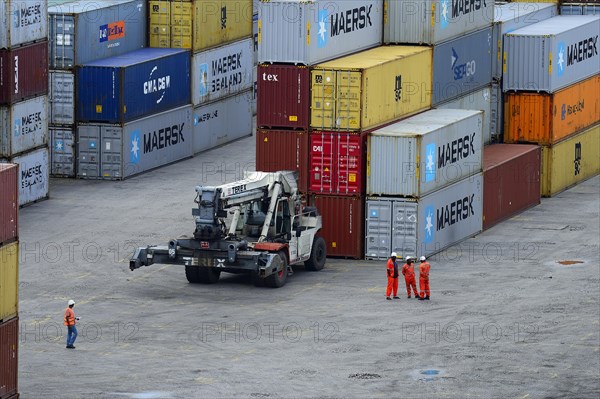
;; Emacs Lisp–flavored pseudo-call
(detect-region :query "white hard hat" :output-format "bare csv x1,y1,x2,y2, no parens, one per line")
420,256,426,261
406,256,412,261
390,252,397,257
68,299,75,306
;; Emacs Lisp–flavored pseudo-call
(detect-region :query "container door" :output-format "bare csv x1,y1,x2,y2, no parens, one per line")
49,14,75,69
149,0,171,47
101,126,123,180
309,132,335,194
365,199,392,260
391,200,418,258
170,1,193,48
336,70,361,130
77,125,100,178
51,127,75,177
49,71,75,125
336,133,363,195
311,70,336,130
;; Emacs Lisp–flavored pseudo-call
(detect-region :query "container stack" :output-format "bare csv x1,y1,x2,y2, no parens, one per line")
0,0,49,207
560,1,600,15
47,0,147,177
503,15,600,196
0,164,19,399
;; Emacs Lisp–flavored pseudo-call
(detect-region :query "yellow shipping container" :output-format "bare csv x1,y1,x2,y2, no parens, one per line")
171,1,193,49
193,0,253,52
149,0,171,48
0,242,18,322
311,46,432,131
541,124,600,197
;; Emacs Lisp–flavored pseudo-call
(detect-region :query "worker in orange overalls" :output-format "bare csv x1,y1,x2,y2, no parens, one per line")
418,256,431,300
402,256,419,299
64,299,80,349
385,252,400,300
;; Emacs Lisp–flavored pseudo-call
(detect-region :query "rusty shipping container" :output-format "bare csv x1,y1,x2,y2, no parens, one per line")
0,317,18,399
307,194,364,259
541,124,600,197
0,242,18,322
483,144,541,230
255,129,309,193
504,75,600,145
0,41,48,105
0,165,18,246
257,64,310,130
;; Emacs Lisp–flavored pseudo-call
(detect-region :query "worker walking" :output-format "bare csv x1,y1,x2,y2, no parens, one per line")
401,256,419,299
385,252,400,300
418,256,431,300
64,299,80,349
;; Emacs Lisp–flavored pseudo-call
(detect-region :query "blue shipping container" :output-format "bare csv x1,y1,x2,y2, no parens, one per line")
76,48,191,123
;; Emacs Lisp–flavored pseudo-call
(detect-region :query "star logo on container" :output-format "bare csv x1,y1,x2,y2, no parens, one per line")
317,10,328,48
199,63,209,97
451,48,459,69
425,143,436,183
130,130,140,164
557,43,565,76
14,119,21,137
55,140,64,152
440,0,449,29
424,206,435,244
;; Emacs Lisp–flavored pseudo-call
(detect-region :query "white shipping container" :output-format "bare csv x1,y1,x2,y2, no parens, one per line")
0,0,48,49
1,96,49,157
50,126,75,177
0,146,50,206
192,38,254,106
368,109,483,197
365,173,483,260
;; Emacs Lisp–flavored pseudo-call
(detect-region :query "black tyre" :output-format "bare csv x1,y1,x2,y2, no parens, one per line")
186,266,220,284
252,271,265,287
305,236,326,271
264,251,288,288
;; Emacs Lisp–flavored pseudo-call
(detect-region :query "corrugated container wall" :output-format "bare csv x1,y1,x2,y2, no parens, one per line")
491,81,503,141
541,124,600,197
504,74,600,145
1,96,49,158
49,70,75,125
432,27,493,105
50,127,75,177
311,46,432,132
1,147,49,206
192,38,253,106
194,0,253,53
170,0,193,49
256,129,309,193
48,0,147,69
383,0,495,45
308,194,364,259
258,0,383,65
0,317,18,398
77,125,101,178
367,109,484,197
193,90,253,154
0,164,18,245
148,0,170,48
0,242,18,322
76,48,191,124
560,4,600,15
483,144,541,230
77,105,193,180
257,64,310,130
0,0,48,49
492,2,558,80
503,16,600,93
365,173,483,260
0,42,48,105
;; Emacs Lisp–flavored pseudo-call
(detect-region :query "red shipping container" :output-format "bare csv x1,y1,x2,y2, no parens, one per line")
0,164,18,246
309,131,367,196
483,144,541,230
308,194,364,259
257,64,310,130
0,317,18,399
255,129,309,193
0,41,48,105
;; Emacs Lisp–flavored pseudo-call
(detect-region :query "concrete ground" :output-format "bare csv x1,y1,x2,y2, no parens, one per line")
17,135,600,398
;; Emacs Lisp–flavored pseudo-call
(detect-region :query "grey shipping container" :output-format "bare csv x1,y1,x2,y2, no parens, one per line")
491,80,503,142
503,15,600,92
560,4,600,15
78,105,193,180
48,0,146,69
365,173,483,260
435,86,495,144
368,109,483,197
432,26,493,105
77,123,100,178
193,90,253,154
49,70,74,125
50,126,75,177
258,0,383,65
1,96,49,157
253,12,258,65
0,0,48,49
192,38,254,106
383,0,495,45
0,146,50,206
492,2,558,80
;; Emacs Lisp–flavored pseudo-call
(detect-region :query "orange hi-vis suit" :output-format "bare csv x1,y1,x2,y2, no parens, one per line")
386,259,399,297
402,262,418,297
419,261,431,298
64,307,75,326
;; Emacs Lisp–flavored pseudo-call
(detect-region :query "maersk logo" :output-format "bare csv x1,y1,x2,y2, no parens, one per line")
144,66,171,104
318,10,328,48
425,143,436,183
329,5,373,38
142,123,185,155
452,0,486,19
130,130,141,164
438,133,476,168
13,119,21,137
557,42,566,77
440,0,450,29
451,48,476,81
199,63,209,96
566,35,598,67
424,205,435,244
13,4,42,28
55,140,64,152
437,194,475,232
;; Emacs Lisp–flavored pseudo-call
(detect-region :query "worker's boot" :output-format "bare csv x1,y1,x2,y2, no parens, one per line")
425,296,430,300
386,297,392,300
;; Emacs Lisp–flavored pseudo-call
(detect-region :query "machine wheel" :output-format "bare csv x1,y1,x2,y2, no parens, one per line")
186,266,220,284
264,251,288,288
305,236,326,271
252,271,265,287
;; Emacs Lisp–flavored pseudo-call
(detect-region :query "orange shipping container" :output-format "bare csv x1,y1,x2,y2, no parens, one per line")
504,75,600,145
